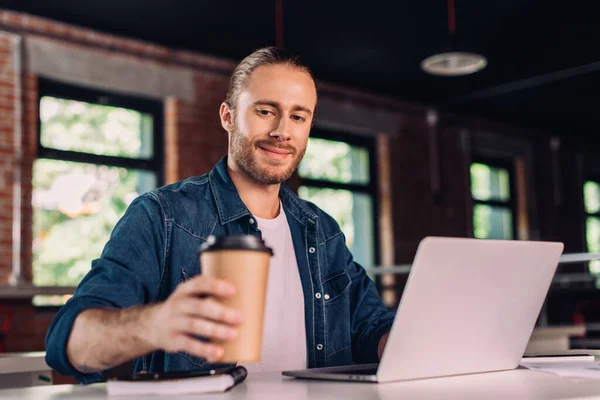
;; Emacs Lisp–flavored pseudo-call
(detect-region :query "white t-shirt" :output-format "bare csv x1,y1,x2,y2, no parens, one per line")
243,203,307,373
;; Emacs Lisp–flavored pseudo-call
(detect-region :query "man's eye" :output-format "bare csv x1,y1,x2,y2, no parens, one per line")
257,109,272,116
292,115,306,122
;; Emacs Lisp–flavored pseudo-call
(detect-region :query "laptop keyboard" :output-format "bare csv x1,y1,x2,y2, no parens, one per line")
329,367,378,375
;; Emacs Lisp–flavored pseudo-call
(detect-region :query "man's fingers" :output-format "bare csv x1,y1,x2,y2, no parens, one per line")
178,298,242,325
175,316,238,341
172,335,225,362
177,275,237,299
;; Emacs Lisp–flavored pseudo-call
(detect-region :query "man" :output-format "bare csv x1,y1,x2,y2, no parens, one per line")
45,47,394,384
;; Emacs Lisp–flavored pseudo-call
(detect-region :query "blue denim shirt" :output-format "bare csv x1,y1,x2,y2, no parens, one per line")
45,156,395,384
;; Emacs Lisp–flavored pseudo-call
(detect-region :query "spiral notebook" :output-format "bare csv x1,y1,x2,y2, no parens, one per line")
107,366,247,397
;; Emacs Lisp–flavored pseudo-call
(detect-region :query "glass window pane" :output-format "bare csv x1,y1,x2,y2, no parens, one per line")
586,216,600,253
584,181,600,214
590,261,600,287
473,204,514,240
32,294,73,307
470,163,511,202
40,96,154,159
298,138,370,184
32,159,156,286
298,186,374,268
587,216,600,283
590,260,600,275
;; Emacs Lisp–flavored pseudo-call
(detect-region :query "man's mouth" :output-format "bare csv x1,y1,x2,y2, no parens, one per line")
257,145,293,160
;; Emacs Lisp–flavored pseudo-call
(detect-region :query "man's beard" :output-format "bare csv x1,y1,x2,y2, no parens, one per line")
229,125,305,185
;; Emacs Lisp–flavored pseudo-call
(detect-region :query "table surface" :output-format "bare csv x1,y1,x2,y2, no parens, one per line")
0,352,49,374
3,367,600,400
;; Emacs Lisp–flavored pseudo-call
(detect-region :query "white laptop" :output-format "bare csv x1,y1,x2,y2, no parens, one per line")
283,236,564,383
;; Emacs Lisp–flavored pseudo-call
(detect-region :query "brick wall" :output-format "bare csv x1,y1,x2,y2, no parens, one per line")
166,72,231,182
389,113,470,264
0,9,594,356
2,300,53,352
21,73,37,284
0,35,15,283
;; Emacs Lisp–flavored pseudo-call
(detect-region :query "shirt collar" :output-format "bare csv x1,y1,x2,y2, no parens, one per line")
208,156,318,226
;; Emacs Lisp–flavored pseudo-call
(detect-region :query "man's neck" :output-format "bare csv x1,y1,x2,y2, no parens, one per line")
227,159,281,219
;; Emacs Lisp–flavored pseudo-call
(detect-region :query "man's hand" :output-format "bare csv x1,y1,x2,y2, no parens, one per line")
148,275,243,362
377,332,390,360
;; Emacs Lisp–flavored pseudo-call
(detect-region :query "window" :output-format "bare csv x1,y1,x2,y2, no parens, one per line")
584,180,600,278
297,130,379,269
470,160,516,240
33,79,163,298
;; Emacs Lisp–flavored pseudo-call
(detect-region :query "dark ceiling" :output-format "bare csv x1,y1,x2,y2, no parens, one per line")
2,0,600,139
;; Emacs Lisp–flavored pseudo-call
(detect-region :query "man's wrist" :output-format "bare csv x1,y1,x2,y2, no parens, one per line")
377,331,390,360
135,303,161,353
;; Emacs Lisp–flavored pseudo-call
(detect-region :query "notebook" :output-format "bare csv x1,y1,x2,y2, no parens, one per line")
107,366,247,396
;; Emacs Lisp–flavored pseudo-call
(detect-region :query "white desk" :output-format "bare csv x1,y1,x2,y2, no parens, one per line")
0,352,52,389
1,368,600,399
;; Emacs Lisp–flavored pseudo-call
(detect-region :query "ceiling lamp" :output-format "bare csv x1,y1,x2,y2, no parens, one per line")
421,52,487,76
421,0,487,76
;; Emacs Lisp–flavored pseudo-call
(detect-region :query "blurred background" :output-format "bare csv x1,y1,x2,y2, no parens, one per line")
0,0,599,358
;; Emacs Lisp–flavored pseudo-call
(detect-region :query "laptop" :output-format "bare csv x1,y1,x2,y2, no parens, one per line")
283,236,564,383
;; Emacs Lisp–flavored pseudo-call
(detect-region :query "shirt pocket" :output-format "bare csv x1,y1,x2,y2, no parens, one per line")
322,269,352,356
322,269,351,304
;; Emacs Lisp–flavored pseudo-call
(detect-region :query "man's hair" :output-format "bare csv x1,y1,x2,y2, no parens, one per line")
225,46,316,110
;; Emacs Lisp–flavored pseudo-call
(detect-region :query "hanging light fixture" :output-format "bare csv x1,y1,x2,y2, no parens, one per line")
421,0,487,76
275,0,284,47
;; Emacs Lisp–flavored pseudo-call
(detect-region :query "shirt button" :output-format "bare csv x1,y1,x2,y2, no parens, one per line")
249,218,255,224
309,247,316,253
324,294,330,300
315,293,322,299
316,344,323,350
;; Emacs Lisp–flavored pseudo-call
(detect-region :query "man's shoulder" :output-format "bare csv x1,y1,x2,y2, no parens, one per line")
290,194,343,241
146,173,214,217
153,174,211,198
157,173,211,193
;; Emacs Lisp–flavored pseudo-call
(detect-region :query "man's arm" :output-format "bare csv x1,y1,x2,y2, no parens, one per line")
342,239,395,364
66,276,242,374
67,306,157,373
45,194,164,381
46,194,238,382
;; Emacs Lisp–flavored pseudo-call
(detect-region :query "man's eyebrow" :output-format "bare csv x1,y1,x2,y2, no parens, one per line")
252,100,279,109
292,104,313,116
252,100,313,116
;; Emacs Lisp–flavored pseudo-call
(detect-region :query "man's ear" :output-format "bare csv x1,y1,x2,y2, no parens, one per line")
219,102,234,132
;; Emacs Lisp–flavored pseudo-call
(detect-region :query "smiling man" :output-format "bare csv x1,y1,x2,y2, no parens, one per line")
45,47,395,383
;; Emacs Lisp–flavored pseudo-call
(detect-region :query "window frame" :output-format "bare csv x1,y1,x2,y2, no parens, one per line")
32,79,164,297
298,128,381,266
470,156,518,240
37,78,165,184
583,175,600,252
